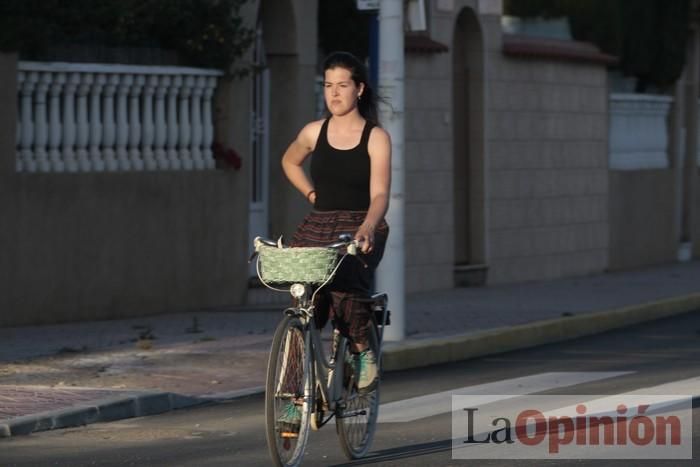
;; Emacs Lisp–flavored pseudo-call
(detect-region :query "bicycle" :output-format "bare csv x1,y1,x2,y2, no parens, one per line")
251,234,390,467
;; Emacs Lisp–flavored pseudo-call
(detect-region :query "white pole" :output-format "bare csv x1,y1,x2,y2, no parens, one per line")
376,0,405,341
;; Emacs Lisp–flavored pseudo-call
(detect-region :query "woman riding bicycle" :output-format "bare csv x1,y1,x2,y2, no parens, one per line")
281,51,392,406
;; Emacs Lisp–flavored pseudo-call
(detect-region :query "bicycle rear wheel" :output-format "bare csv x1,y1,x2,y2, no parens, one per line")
336,323,381,459
265,314,313,467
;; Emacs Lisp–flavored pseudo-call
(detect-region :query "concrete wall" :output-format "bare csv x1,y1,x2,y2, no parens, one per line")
404,51,455,292
1,53,251,327
486,51,610,283
608,170,677,269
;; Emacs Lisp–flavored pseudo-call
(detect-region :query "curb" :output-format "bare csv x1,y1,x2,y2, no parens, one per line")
0,391,203,438
382,293,700,371
0,385,271,439
201,386,265,402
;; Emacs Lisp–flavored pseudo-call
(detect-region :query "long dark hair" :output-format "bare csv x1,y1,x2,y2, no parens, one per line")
322,51,379,126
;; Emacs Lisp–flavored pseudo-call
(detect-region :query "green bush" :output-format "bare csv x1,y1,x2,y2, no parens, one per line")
0,0,254,75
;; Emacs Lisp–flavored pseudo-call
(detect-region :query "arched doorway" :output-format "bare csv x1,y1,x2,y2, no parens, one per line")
452,7,487,286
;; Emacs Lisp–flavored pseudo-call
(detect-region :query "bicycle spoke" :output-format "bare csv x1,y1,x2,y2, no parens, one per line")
335,324,381,460
265,316,312,467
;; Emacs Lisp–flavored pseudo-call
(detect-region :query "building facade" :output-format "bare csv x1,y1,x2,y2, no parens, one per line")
1,0,697,326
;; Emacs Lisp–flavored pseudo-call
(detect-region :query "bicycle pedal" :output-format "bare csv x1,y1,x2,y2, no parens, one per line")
337,409,367,418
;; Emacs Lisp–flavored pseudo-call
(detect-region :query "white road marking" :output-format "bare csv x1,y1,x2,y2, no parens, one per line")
378,371,632,423
540,375,700,419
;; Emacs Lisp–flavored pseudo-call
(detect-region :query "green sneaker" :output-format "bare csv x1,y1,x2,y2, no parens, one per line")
356,348,378,393
277,402,302,436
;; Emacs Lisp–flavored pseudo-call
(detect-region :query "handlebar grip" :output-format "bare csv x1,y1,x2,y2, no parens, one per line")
254,236,279,248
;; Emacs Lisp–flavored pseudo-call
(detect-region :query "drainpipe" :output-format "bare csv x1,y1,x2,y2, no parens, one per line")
376,0,405,341
672,68,686,260
681,21,699,260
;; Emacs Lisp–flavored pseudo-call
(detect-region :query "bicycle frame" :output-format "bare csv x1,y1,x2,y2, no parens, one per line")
282,294,348,424
287,290,389,424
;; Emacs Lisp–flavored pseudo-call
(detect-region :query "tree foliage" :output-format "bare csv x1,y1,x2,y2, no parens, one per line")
0,0,254,74
504,0,690,91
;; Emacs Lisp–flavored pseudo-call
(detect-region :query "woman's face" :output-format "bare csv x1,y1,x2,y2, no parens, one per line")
323,66,364,117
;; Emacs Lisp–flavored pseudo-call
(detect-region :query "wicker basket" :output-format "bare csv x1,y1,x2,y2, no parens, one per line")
257,245,340,284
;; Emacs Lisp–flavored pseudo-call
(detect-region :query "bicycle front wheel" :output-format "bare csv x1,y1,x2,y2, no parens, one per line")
336,323,381,459
265,314,313,467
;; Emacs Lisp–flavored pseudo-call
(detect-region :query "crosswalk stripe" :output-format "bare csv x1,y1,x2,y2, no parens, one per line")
539,375,700,419
378,371,632,423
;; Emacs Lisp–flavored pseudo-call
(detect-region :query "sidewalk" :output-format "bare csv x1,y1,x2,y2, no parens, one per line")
1,260,700,437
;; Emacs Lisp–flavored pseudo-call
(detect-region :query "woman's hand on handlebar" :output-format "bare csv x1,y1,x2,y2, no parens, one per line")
354,222,375,254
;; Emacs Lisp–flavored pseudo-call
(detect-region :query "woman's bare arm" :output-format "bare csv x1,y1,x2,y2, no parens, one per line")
355,127,391,252
281,121,323,204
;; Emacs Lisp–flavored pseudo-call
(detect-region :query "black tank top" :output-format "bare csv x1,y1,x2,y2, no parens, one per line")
310,118,374,211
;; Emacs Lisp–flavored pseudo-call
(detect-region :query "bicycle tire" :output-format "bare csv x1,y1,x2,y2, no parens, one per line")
336,323,381,459
265,314,313,467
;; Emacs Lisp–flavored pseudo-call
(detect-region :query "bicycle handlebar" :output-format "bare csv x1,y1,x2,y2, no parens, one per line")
251,234,367,267
256,238,279,248
325,233,363,250
254,234,363,252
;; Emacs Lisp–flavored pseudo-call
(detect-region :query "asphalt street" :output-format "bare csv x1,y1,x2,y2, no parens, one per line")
2,311,700,467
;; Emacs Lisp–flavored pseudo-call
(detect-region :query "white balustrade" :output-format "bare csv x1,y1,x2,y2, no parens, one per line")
48,73,65,172
609,93,672,170
35,73,50,172
129,75,145,171
191,76,205,169
15,62,223,173
179,76,194,170
76,74,91,171
89,74,105,172
167,76,181,170
19,72,37,172
202,77,216,169
116,74,131,171
63,73,80,172
142,76,157,170
103,74,119,171
154,77,168,169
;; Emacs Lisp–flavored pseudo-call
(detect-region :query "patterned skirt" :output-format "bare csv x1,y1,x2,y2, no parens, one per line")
291,210,389,345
